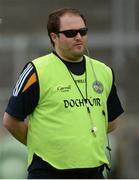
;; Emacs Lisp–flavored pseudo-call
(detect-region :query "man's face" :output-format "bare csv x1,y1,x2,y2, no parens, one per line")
51,13,88,61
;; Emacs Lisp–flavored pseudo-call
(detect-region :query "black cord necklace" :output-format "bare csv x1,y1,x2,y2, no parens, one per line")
67,63,97,136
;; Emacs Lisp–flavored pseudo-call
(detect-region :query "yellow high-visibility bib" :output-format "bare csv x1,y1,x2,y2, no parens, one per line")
27,53,112,169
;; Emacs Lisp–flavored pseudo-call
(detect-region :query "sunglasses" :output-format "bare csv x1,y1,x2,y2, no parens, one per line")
57,27,88,38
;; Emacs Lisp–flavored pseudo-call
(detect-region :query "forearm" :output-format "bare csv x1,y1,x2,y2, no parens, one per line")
107,119,118,133
8,120,28,145
3,112,28,145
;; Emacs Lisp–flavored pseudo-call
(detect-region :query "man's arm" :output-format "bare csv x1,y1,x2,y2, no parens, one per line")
3,112,28,145
108,119,118,133
107,69,124,133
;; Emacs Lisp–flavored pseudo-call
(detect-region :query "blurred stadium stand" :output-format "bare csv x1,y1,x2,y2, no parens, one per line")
0,135,27,178
0,0,139,178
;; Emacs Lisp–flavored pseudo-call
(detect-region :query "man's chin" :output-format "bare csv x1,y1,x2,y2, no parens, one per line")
74,50,84,57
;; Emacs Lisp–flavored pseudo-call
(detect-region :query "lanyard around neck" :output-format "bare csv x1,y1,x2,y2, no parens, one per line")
67,63,97,136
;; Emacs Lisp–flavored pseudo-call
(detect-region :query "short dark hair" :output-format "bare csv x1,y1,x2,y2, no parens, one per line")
47,8,87,46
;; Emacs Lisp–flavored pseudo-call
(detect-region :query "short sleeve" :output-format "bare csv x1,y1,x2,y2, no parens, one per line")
107,70,124,122
5,62,39,121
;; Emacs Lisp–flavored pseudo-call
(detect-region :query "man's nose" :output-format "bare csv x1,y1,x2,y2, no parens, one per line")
74,32,82,39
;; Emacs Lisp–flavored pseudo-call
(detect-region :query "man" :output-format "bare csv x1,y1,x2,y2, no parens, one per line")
3,8,124,179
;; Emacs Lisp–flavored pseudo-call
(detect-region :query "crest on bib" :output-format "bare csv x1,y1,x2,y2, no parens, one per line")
92,81,104,94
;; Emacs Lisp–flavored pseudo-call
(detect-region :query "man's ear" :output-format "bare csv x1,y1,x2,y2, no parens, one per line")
50,32,58,44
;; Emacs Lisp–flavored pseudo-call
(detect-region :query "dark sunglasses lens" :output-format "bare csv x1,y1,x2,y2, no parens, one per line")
79,29,87,36
60,28,88,38
64,30,77,37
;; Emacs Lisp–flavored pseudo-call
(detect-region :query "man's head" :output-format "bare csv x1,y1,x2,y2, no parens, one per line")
47,8,88,61
47,8,87,45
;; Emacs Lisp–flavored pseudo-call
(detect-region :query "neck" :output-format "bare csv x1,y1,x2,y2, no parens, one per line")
62,57,83,63
54,51,83,63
